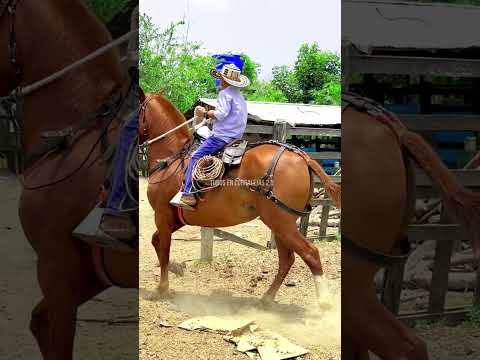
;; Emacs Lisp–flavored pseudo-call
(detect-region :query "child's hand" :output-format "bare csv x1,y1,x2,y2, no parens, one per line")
194,106,206,118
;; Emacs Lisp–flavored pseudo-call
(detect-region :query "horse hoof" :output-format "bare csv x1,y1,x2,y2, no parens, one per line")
147,285,174,300
315,301,333,313
257,297,276,309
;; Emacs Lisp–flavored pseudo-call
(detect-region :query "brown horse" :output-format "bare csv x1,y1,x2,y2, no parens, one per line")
140,92,340,305
1,1,138,359
342,93,480,359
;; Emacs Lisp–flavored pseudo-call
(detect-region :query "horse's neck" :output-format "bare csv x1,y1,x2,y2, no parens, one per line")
148,131,191,169
18,0,126,152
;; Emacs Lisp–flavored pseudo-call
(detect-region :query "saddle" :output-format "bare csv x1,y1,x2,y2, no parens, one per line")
194,124,249,167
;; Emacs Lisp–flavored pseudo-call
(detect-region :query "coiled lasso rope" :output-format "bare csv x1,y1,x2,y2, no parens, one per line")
191,156,225,193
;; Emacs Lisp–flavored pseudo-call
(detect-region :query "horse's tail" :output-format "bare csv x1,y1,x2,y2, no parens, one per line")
375,111,480,258
298,152,341,209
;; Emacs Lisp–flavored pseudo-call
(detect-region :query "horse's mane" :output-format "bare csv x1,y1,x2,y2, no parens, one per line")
142,91,191,140
151,92,187,124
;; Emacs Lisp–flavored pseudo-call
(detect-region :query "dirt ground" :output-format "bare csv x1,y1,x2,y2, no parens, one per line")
0,170,138,359
139,178,341,360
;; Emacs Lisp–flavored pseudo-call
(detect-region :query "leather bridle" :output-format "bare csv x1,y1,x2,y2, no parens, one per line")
1,0,23,85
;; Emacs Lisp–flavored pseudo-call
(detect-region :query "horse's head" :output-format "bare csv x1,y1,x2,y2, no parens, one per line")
139,92,192,150
0,0,23,95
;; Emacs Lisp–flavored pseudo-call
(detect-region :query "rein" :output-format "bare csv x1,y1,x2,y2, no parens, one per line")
0,0,139,186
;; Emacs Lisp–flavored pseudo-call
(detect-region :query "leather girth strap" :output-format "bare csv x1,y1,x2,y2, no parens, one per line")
230,145,312,218
342,232,411,267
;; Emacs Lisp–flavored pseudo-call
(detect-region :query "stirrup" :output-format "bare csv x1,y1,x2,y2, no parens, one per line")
73,207,135,252
169,192,196,211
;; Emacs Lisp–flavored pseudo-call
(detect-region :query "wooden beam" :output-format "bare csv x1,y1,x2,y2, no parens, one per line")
314,175,341,184
213,229,267,250
401,114,480,131
415,169,480,188
308,152,341,160
310,198,334,207
245,124,273,135
408,224,467,243
288,127,341,137
351,54,480,77
398,308,471,325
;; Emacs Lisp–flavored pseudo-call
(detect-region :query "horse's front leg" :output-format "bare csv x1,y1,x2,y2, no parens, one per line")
151,227,173,296
36,257,81,360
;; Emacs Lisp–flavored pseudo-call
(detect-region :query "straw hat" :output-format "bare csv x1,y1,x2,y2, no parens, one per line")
210,63,250,88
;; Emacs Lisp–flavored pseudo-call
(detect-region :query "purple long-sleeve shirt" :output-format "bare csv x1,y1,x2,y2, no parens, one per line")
212,86,247,143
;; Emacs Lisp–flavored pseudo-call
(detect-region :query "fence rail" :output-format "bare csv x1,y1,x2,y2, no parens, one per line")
382,167,480,322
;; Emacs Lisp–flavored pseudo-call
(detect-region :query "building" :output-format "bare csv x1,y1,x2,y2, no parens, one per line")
343,0,480,168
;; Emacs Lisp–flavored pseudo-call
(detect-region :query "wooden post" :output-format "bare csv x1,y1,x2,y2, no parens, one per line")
268,120,289,249
428,209,454,314
200,227,214,262
474,263,480,307
319,195,331,239
299,214,310,238
381,260,407,316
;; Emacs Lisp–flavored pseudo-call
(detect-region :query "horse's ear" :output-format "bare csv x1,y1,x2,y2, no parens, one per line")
139,87,146,104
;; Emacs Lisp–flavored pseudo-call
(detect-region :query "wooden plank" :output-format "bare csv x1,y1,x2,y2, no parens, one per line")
308,152,341,160
200,227,214,262
415,169,480,188
245,125,342,137
401,114,480,131
213,229,267,251
310,198,333,207
351,54,480,77
245,124,273,135
288,127,341,137
398,308,470,325
314,175,341,184
408,224,467,243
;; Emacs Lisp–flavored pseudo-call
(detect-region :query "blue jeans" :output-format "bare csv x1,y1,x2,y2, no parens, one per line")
104,110,139,216
183,136,228,194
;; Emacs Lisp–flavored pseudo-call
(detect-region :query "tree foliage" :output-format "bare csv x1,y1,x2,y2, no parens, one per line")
139,15,341,109
139,15,217,112
271,44,341,105
244,81,288,102
83,0,129,23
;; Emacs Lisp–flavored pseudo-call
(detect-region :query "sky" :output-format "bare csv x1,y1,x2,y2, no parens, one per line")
140,0,341,80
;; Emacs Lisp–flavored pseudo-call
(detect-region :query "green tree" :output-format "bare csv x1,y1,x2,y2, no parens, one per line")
139,15,217,112
83,0,129,23
312,82,341,105
245,81,287,102
270,44,341,105
271,65,303,103
294,43,340,103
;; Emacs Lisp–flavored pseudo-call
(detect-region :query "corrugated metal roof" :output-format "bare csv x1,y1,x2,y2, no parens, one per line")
199,98,340,127
343,0,480,51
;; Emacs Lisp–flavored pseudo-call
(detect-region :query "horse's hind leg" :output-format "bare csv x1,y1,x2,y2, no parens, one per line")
30,299,49,357
30,280,107,358
259,204,323,302
260,234,295,304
